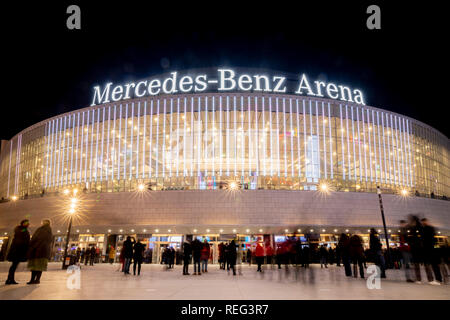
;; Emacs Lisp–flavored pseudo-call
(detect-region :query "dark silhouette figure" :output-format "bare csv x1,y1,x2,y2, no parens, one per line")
123,236,135,274
182,241,192,275
227,240,237,275
191,238,202,275
133,240,145,275
5,220,30,285
421,218,442,284
349,234,365,278
338,233,351,276
370,229,386,278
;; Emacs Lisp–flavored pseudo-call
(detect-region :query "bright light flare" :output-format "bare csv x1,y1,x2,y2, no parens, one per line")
137,183,145,191
401,189,408,197
229,181,238,190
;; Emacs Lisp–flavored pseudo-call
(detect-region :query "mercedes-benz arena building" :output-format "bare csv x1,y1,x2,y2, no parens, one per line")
1,68,449,263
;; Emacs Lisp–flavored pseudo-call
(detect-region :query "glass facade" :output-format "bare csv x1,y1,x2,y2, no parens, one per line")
1,93,449,198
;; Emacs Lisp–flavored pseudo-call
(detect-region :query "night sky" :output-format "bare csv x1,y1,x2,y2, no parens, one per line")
2,1,448,141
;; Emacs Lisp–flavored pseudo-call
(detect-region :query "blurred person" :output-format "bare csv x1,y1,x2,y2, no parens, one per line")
399,219,414,281
335,242,342,266
133,239,145,275
168,247,175,268
319,244,328,268
192,238,202,275
123,236,134,274
338,233,351,276
407,215,424,283
227,240,237,275
200,240,210,273
370,229,386,278
421,218,442,285
275,243,283,269
26,219,53,284
80,247,85,264
5,219,30,285
225,242,231,271
328,246,335,265
182,240,192,275
439,243,450,284
349,234,365,279
218,242,225,269
95,246,100,263
90,245,96,265
246,248,252,265
255,242,265,272
302,245,310,268
117,246,125,271
109,246,116,264
266,243,274,267
84,247,90,265
75,247,81,263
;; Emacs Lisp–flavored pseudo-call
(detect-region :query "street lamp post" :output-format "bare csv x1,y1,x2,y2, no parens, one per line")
376,186,392,269
62,213,73,270
62,196,77,270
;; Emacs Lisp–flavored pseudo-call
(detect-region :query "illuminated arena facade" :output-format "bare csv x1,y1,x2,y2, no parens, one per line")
0,68,449,262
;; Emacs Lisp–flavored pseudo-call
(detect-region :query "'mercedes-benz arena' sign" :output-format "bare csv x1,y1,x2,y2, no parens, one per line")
91,68,365,106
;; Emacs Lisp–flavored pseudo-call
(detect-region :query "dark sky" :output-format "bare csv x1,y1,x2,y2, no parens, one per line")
2,1,448,140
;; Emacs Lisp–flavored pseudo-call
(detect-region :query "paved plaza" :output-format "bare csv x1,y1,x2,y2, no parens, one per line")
0,262,449,300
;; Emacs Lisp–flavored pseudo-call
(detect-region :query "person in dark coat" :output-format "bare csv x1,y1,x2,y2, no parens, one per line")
338,233,351,276
84,247,91,265
170,247,176,268
328,247,335,265
349,234,365,278
90,245,96,265
227,240,237,275
5,219,30,284
133,239,145,275
421,218,442,284
319,244,328,268
75,247,81,263
370,229,386,278
191,238,202,275
218,242,224,269
80,247,86,264
27,219,53,284
302,245,310,268
123,236,135,274
182,241,192,275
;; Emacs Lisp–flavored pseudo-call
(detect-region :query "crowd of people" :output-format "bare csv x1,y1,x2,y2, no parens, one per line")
2,215,449,286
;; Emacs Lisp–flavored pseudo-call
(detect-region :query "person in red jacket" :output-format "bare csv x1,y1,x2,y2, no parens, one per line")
200,239,210,273
255,243,265,272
